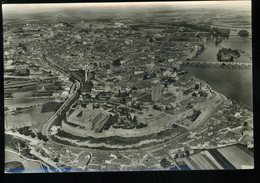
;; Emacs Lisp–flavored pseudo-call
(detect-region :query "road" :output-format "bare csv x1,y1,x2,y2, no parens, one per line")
41,81,80,138
188,91,226,130
4,75,32,79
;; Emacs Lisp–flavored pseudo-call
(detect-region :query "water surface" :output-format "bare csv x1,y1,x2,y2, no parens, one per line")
182,66,253,110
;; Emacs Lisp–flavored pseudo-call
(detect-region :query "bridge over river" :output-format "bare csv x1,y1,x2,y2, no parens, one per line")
178,61,252,69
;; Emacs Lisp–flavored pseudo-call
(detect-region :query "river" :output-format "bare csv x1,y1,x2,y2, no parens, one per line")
193,36,252,63
182,35,253,110
181,66,252,110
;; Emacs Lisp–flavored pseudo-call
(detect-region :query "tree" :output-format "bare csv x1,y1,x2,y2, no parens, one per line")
18,126,31,136
16,107,23,111
19,141,26,149
131,86,137,91
153,105,160,110
30,132,36,138
185,151,190,156
37,132,44,140
122,97,126,104
42,136,49,142
136,122,147,129
53,157,59,163
160,158,171,168
132,116,138,124
18,128,23,134
112,59,121,66
238,30,249,37
191,92,197,97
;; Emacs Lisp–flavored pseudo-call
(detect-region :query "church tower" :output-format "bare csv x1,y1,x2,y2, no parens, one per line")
84,65,90,82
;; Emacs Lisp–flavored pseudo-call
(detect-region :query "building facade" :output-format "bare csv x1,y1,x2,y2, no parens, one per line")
152,83,162,102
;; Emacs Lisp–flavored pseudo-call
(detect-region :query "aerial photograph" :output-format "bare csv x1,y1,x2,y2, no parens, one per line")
3,1,253,173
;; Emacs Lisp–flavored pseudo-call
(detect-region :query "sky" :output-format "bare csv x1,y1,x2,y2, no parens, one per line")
3,1,251,15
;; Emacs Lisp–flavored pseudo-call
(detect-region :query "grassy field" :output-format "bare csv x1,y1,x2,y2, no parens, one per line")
5,150,44,173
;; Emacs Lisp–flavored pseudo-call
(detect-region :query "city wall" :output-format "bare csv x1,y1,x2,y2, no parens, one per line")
61,120,182,138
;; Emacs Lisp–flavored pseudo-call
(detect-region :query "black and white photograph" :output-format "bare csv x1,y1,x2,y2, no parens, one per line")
3,1,254,173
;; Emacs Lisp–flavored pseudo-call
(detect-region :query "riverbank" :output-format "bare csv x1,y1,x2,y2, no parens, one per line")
181,66,253,110
5,149,45,173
